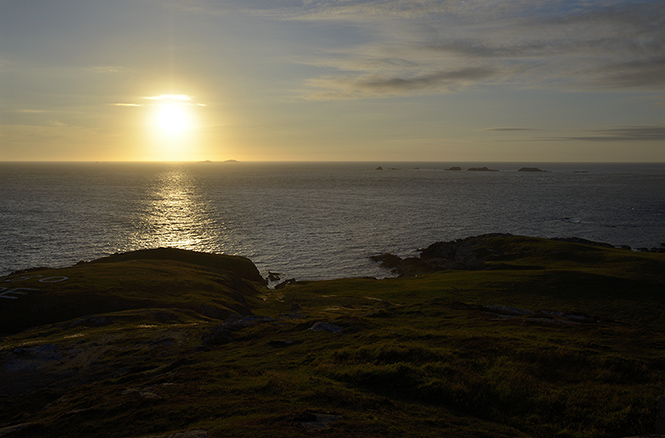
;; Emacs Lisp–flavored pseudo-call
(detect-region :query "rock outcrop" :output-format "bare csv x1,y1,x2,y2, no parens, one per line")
371,233,630,277
371,234,512,276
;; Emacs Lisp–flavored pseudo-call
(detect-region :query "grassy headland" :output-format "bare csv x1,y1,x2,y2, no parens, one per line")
1,236,664,437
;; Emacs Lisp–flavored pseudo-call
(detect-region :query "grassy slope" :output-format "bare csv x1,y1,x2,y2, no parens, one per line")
0,248,264,334
1,237,664,438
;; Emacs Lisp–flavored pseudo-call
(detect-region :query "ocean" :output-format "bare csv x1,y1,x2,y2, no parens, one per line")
1,161,664,281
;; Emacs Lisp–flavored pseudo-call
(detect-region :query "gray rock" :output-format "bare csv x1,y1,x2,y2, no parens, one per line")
5,344,63,371
297,411,341,430
309,322,343,334
13,344,62,361
370,253,403,269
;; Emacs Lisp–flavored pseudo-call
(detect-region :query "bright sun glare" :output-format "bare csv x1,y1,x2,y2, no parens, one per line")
155,102,191,135
149,94,194,136
146,94,200,160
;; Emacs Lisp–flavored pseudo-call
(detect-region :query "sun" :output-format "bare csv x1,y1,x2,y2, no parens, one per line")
145,94,202,161
154,102,191,135
148,95,194,137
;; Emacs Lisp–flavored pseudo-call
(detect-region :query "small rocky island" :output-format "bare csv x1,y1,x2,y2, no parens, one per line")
467,166,498,171
518,167,547,172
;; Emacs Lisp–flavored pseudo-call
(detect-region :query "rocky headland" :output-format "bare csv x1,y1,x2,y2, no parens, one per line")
371,233,664,277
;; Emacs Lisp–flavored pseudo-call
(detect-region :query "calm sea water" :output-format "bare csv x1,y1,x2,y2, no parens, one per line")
1,162,664,280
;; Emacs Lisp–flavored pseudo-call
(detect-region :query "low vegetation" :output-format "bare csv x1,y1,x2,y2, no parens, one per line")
1,236,664,437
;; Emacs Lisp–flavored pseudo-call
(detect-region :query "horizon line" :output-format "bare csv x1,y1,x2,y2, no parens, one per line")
1,160,665,164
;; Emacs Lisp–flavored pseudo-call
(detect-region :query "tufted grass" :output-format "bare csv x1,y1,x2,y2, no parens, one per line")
1,236,664,437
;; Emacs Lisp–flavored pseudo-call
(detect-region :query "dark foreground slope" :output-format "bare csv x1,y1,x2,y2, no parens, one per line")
1,237,665,438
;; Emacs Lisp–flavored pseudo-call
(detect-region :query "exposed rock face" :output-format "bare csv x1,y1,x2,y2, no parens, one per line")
419,239,486,270
371,234,512,276
369,253,402,269
446,166,462,171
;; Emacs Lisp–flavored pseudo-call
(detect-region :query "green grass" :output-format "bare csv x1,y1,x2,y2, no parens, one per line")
0,250,264,334
1,237,665,437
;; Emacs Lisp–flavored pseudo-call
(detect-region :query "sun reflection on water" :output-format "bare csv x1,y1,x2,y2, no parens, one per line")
132,167,216,251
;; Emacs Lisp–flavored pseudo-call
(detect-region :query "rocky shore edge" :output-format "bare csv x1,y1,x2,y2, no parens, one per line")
371,233,665,277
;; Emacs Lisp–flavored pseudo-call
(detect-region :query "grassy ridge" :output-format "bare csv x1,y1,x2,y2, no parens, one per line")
0,248,264,334
1,236,664,437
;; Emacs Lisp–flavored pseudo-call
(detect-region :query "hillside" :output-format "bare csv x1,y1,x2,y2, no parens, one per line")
1,236,664,438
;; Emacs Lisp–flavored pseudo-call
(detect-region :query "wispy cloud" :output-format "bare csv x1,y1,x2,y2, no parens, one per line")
538,126,665,142
16,109,49,113
188,0,665,99
88,66,127,74
591,57,665,89
306,67,497,99
111,95,206,108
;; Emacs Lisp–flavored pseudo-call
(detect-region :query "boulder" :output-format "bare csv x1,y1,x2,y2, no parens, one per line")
370,253,403,269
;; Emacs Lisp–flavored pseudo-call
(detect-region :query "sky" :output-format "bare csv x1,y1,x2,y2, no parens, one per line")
1,0,664,162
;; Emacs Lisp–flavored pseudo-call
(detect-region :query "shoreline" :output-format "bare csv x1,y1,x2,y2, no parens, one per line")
1,234,665,437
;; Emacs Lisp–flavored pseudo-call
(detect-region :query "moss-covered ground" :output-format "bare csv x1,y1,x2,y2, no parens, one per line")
1,236,664,437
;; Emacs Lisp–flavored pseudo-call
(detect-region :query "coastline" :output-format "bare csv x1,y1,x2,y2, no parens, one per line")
2,235,665,436
2,162,664,280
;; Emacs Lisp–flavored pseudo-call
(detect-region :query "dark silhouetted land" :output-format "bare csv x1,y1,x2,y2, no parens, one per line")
1,235,665,437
